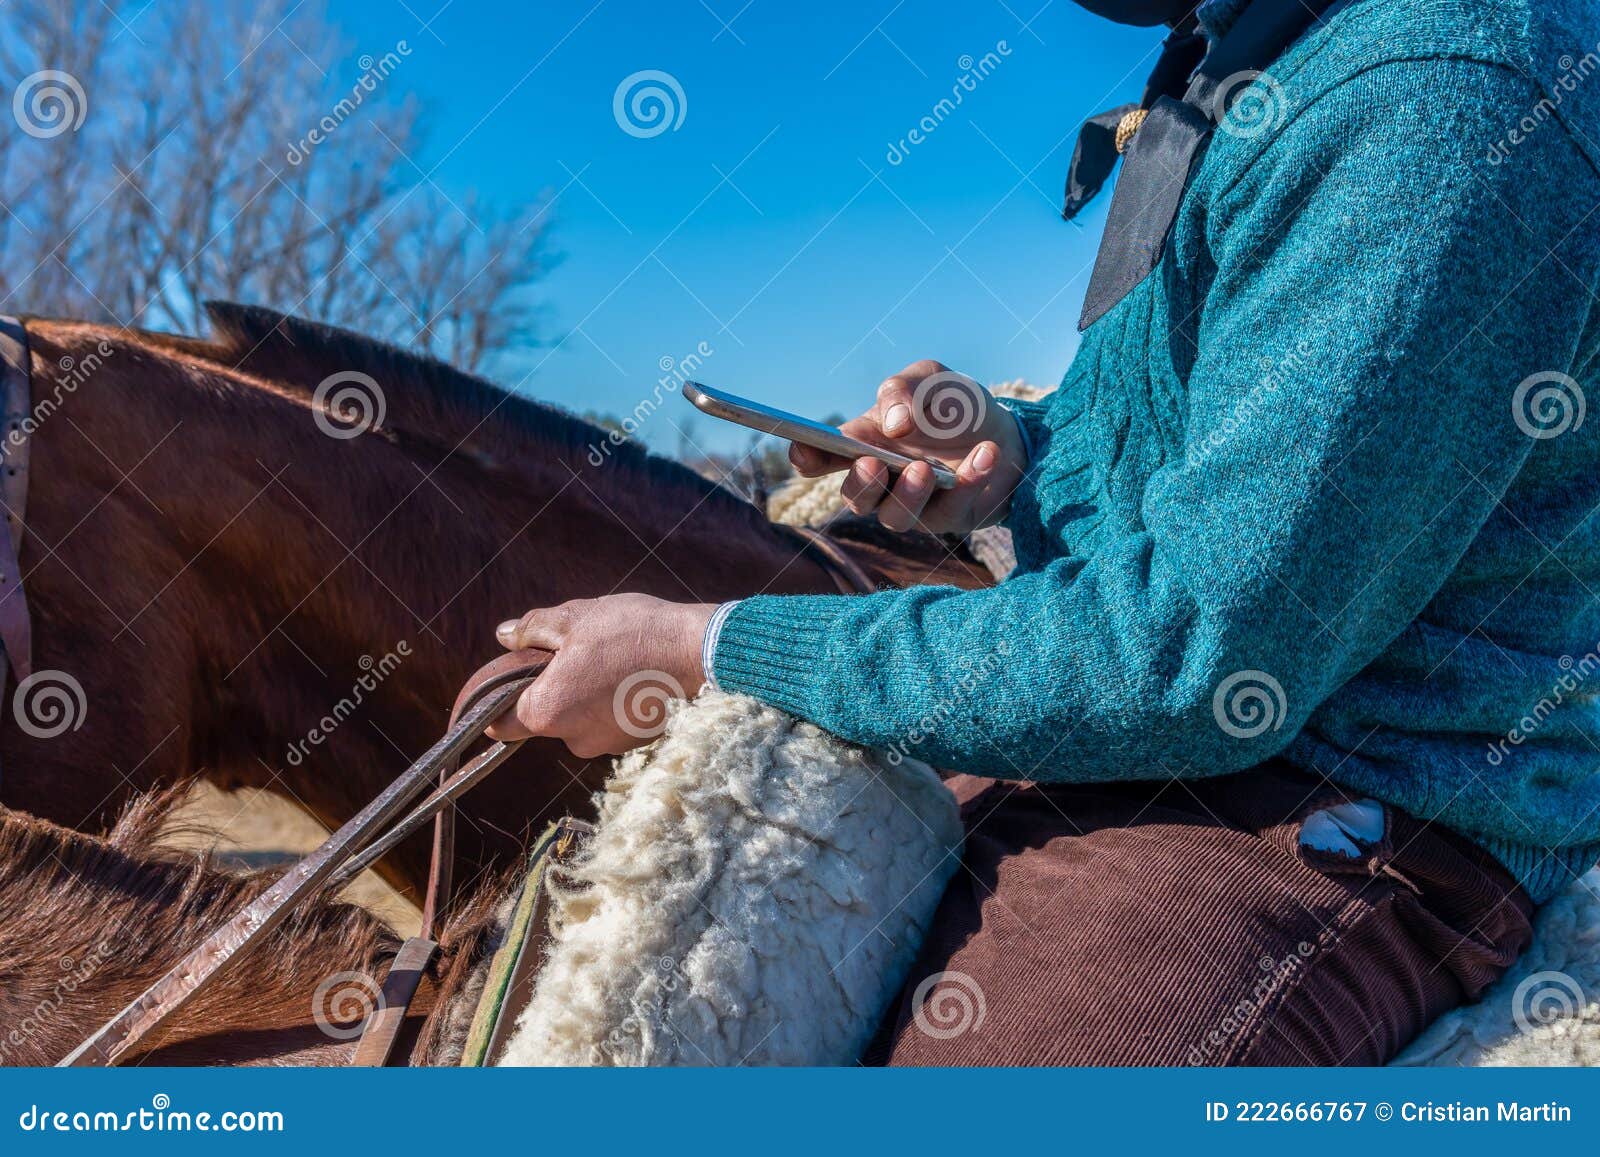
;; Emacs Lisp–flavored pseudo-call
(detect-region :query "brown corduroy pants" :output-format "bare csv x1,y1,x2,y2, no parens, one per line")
868,763,1534,1066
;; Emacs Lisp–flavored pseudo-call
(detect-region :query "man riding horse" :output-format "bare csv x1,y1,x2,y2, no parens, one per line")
489,0,1600,1064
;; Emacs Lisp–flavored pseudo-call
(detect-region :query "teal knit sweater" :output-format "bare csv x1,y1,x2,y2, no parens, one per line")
710,0,1600,903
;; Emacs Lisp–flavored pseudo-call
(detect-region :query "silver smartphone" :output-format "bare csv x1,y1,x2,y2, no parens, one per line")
682,381,959,489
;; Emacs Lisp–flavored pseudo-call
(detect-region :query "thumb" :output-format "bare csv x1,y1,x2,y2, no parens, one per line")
497,605,574,651
876,377,917,439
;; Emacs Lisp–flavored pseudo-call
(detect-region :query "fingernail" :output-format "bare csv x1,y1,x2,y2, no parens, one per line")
496,619,518,641
885,404,909,433
973,444,995,472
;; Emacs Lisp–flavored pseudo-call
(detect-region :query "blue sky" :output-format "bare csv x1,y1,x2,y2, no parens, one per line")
328,0,1163,451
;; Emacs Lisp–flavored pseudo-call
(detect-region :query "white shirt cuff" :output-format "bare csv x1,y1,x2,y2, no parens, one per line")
700,600,740,690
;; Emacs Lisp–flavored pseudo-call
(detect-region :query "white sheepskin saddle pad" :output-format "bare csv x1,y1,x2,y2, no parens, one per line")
497,690,962,1066
1393,867,1600,1067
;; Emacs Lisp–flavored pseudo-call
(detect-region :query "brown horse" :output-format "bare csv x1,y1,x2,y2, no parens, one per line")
3,305,988,902
0,794,506,1066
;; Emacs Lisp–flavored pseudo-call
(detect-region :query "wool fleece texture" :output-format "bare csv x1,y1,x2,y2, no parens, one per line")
497,690,962,1066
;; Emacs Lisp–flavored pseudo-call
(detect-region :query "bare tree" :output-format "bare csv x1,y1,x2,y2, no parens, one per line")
0,0,549,371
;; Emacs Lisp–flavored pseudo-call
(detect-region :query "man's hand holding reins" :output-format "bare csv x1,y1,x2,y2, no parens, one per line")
788,359,1027,536
486,595,715,757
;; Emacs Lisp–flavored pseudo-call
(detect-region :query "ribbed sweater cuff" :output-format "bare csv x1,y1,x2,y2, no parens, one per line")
996,397,1051,463
993,397,1054,573
707,594,859,718
1480,836,1600,905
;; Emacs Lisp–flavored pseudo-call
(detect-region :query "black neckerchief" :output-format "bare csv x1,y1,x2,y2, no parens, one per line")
1064,0,1341,329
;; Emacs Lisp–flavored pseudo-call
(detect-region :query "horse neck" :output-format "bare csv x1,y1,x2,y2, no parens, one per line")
209,385,845,707
36,318,853,668
15,320,839,845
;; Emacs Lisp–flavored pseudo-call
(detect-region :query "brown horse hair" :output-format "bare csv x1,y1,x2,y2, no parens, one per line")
0,791,509,1067
192,302,784,539
162,303,989,584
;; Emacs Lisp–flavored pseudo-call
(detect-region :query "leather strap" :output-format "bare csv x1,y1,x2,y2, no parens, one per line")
353,648,551,1065
0,316,33,686
456,815,592,1066
62,653,544,1067
349,935,439,1067
478,820,587,1063
420,648,553,937
781,524,879,596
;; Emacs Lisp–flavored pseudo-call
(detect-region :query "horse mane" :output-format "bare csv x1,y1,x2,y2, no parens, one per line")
0,788,395,951
194,302,771,532
0,792,399,1062
0,789,519,1065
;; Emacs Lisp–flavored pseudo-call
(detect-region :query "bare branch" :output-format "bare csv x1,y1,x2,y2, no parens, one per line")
0,0,551,372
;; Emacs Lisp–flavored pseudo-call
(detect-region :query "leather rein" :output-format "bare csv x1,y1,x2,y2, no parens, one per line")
0,317,35,713
781,522,880,596
60,647,552,1067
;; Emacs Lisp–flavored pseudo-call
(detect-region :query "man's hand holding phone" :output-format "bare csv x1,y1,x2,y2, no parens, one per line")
789,360,1027,537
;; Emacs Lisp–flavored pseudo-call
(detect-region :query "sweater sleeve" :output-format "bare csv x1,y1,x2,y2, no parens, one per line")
994,395,1056,568
710,60,1600,780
